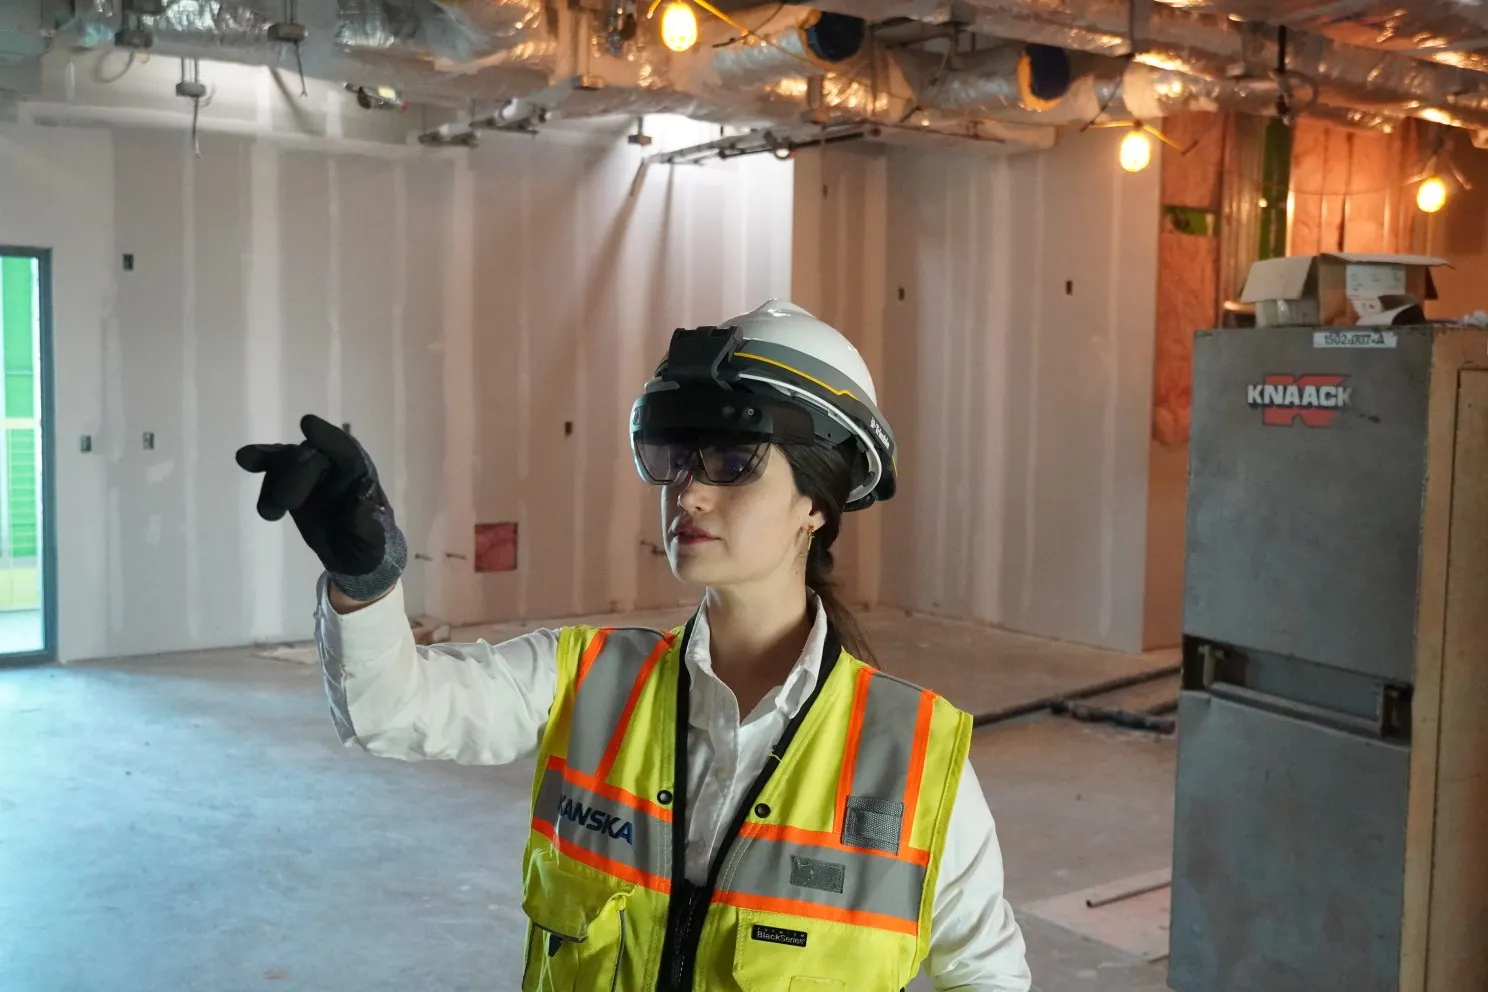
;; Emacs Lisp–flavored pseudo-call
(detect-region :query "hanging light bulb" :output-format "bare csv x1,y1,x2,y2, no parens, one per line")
1119,126,1153,173
1416,175,1447,213
660,1,698,52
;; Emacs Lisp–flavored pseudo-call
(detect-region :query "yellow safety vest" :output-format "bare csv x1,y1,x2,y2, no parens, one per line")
519,616,973,992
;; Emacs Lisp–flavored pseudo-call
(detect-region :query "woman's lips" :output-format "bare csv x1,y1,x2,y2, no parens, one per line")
673,526,717,545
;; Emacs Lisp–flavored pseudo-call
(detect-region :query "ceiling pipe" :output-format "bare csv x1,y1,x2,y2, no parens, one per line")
894,45,1404,132
795,0,1488,136
1152,0,1488,76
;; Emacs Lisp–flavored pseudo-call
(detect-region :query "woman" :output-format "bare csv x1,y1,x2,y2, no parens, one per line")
238,301,1030,991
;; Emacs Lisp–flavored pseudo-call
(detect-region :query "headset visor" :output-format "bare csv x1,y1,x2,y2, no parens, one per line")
633,441,770,486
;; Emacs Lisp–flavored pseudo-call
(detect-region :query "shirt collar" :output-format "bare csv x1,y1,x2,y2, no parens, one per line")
684,594,830,720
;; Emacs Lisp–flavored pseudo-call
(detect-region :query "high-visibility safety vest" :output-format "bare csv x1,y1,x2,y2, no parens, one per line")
519,616,974,991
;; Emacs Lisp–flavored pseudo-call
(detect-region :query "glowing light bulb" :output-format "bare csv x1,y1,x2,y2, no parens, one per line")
1119,128,1152,173
660,2,698,52
1417,175,1447,213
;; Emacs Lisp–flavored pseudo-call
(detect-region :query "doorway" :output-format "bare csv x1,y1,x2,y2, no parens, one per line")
0,248,56,663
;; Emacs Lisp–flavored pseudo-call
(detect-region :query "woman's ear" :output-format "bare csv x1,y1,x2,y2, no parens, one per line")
807,503,827,534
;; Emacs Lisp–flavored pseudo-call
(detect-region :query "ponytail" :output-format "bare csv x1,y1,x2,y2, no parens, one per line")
782,442,880,669
806,537,879,668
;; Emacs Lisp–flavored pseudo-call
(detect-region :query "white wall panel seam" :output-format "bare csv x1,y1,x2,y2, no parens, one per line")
1099,154,1124,641
326,157,343,424
182,132,202,645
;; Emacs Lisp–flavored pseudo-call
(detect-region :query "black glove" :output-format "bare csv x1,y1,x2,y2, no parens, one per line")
236,414,407,601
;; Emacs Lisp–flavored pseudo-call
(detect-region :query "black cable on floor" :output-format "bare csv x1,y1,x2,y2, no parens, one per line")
970,663,1182,731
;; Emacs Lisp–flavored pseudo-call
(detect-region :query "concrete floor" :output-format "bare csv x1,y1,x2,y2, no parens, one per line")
0,610,1178,992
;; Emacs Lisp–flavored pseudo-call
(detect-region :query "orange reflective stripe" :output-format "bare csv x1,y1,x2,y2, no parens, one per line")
834,667,874,830
594,632,675,780
547,755,673,823
574,628,610,693
736,822,930,867
530,818,673,895
899,690,935,851
714,890,919,936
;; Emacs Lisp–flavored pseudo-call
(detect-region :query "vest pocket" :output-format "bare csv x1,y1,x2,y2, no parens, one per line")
521,850,633,992
730,908,904,992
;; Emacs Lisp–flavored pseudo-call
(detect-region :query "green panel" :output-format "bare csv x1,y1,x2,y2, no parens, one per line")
1258,117,1294,261
6,428,36,559
1,257,34,376
1164,205,1220,237
5,373,32,419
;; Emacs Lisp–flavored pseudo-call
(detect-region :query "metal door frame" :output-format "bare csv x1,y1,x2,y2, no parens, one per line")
0,246,58,666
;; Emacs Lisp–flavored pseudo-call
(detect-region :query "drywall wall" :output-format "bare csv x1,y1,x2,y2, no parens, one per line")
3,76,793,661
789,144,888,609
795,129,1162,653
0,124,115,663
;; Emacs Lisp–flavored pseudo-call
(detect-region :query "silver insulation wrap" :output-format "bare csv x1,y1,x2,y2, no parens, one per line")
146,1,272,49
335,0,552,68
1154,0,1488,74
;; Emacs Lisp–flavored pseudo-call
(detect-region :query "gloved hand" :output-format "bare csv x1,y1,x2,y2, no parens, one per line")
236,414,408,601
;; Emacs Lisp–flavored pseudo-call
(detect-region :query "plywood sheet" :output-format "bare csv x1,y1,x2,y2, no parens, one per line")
1423,368,1488,990
1025,869,1173,962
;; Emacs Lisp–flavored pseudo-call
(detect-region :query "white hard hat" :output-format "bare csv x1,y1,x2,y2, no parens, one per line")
629,299,897,509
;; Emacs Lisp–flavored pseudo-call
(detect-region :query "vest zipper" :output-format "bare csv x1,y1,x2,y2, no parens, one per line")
657,620,843,991
666,885,704,991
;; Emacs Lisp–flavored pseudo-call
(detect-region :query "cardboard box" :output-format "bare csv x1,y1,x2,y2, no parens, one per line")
1240,253,1447,327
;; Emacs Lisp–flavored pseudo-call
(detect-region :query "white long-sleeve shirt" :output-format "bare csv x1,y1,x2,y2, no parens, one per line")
315,575,1031,991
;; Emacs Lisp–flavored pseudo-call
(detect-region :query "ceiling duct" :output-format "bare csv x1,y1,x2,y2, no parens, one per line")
1153,0,1488,76
335,0,554,70
895,45,1400,131
878,0,1488,133
138,0,274,50
702,7,866,90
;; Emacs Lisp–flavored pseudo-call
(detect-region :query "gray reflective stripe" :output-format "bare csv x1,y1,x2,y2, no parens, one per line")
532,763,671,881
566,627,668,777
733,340,895,446
843,673,926,853
735,340,871,406
723,836,926,923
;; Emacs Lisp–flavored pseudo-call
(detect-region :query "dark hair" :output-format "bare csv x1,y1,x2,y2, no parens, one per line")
778,442,879,668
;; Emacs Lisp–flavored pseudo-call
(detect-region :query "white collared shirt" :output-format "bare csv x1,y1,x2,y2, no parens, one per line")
316,576,1031,990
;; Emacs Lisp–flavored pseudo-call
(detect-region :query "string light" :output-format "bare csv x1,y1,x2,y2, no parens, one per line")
660,2,699,52
1119,126,1153,173
1416,175,1447,213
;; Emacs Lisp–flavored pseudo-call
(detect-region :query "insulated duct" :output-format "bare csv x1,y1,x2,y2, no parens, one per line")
335,0,552,69
140,0,273,50
1155,0,1488,76
901,49,1229,122
895,45,1403,132
910,0,1488,132
61,0,117,48
706,7,868,90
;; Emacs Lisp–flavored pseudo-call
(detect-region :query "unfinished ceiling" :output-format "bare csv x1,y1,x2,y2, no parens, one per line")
10,1,1488,150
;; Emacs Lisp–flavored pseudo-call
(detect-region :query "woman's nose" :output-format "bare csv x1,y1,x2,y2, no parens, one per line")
675,473,712,512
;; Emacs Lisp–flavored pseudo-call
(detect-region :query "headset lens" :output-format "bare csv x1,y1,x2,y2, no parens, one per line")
634,441,768,486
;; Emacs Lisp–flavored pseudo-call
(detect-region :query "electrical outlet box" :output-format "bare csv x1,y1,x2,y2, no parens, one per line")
143,432,155,450
80,435,92,453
